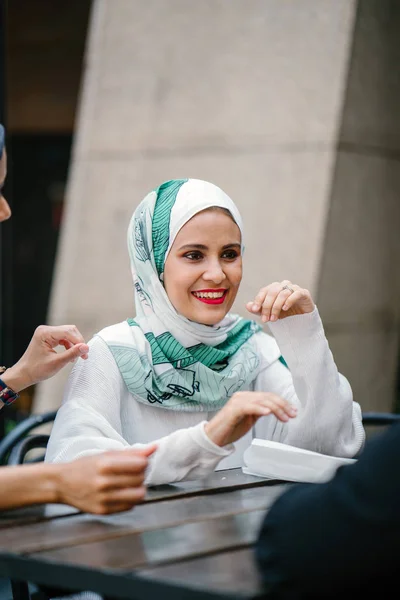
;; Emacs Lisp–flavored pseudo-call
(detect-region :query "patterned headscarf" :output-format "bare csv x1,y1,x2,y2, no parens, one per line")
99,179,265,411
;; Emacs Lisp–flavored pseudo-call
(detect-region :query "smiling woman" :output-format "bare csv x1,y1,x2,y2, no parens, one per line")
45,178,365,485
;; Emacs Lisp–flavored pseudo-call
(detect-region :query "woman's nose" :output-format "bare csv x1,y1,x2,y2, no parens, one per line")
203,261,226,284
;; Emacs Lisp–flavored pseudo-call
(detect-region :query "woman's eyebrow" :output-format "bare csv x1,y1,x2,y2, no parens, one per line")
178,244,208,251
178,242,241,251
222,243,241,250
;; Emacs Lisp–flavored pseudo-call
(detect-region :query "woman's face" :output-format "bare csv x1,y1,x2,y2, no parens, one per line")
163,209,242,325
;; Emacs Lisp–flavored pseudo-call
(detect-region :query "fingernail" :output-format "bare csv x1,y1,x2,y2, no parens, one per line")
262,315,267,323
252,304,259,312
79,346,88,355
270,315,276,322
282,304,288,310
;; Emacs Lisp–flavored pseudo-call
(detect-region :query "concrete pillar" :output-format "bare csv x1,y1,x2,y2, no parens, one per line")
317,0,400,411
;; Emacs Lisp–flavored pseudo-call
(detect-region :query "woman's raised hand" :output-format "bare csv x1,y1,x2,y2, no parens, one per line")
246,280,315,323
204,391,297,447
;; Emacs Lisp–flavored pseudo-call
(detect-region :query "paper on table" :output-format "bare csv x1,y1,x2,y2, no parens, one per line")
243,438,357,483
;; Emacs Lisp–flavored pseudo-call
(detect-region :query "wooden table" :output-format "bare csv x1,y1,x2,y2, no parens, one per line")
0,469,292,600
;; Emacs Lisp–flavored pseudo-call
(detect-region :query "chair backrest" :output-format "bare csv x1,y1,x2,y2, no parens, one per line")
0,410,57,466
361,412,400,426
7,434,51,465
361,411,400,442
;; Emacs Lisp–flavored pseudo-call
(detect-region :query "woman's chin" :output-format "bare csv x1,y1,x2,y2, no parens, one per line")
190,307,229,326
176,295,237,326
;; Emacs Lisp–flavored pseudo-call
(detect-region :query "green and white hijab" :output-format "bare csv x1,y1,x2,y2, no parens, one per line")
99,178,267,412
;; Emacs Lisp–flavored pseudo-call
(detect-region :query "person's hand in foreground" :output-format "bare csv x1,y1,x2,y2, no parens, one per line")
1,325,89,393
246,280,315,323
1,445,157,514
205,391,297,447
57,444,157,514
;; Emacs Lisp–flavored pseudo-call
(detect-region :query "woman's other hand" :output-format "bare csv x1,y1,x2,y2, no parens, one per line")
204,392,297,447
2,325,90,392
246,280,315,323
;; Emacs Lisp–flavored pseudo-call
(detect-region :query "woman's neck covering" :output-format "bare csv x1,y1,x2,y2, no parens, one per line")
100,178,263,411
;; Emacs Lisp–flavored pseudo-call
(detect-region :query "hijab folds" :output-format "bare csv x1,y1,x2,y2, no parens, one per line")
100,178,266,412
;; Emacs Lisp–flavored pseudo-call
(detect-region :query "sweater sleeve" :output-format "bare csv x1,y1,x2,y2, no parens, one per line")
143,420,233,485
255,423,400,598
45,335,232,486
253,307,365,457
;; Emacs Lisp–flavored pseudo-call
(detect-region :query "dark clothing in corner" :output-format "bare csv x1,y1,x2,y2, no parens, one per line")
255,423,400,599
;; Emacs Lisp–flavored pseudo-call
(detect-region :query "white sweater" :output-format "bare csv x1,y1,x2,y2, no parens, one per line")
45,308,365,485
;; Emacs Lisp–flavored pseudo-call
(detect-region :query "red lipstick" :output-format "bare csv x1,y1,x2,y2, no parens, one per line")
191,289,228,305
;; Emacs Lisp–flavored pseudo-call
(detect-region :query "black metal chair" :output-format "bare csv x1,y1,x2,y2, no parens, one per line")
3,411,65,600
361,411,400,442
0,410,57,466
361,411,400,427
0,411,58,600
7,434,50,466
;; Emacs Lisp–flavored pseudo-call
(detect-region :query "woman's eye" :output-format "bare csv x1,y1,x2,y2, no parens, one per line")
184,252,203,261
222,250,239,260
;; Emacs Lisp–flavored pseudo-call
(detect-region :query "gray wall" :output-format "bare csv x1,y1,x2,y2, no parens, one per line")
317,0,400,410
34,0,399,416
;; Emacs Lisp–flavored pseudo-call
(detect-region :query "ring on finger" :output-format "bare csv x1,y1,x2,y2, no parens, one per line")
282,284,294,294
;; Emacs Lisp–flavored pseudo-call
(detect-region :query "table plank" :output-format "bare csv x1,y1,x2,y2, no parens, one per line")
0,504,78,530
0,484,289,554
137,547,268,598
145,468,274,502
0,552,258,600
30,511,265,570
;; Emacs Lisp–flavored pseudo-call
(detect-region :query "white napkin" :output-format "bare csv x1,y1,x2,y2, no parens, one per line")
243,438,356,483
